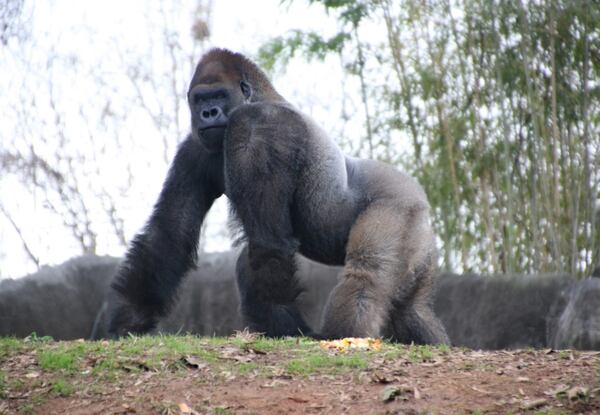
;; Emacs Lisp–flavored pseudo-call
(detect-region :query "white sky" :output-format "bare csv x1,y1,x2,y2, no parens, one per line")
0,0,365,279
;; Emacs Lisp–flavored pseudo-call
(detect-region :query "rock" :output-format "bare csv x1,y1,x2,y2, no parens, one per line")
1,253,599,350
550,278,600,350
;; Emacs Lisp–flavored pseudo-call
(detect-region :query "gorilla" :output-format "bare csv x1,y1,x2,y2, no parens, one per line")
109,48,449,344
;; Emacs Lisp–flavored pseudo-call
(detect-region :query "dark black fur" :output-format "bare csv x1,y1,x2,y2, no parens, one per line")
108,49,448,343
108,139,224,336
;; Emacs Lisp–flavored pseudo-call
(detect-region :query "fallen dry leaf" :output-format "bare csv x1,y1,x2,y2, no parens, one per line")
382,385,412,403
121,403,136,413
567,386,589,401
544,384,569,396
220,347,253,362
413,386,421,400
371,371,392,384
181,356,207,370
286,396,309,403
382,385,402,403
178,402,191,414
521,398,547,410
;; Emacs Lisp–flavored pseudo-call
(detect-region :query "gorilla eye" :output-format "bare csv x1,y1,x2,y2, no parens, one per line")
240,80,252,100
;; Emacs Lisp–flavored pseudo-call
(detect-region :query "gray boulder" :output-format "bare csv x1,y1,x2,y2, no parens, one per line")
550,278,600,350
0,255,118,339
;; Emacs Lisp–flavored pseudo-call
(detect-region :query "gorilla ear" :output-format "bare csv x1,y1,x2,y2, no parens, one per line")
240,80,252,101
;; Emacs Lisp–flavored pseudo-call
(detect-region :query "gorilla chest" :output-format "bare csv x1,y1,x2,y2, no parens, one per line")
292,190,359,266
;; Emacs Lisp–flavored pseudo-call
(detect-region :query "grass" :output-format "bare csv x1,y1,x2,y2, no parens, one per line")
287,353,368,375
0,370,6,399
0,336,458,414
38,350,76,371
558,350,571,360
6,333,376,379
407,345,436,362
213,407,234,415
461,362,476,371
3,334,457,383
0,335,455,389
24,332,54,343
0,335,594,415
0,336,23,359
236,362,259,375
50,378,74,397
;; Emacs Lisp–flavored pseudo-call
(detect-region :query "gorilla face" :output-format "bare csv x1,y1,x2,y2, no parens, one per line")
188,60,252,152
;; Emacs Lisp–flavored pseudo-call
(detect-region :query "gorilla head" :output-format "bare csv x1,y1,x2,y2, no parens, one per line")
188,50,283,152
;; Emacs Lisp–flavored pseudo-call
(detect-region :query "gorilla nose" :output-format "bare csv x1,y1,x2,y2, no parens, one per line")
199,106,225,127
201,106,222,121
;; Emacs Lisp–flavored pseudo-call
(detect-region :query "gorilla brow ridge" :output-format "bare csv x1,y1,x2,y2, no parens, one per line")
199,48,284,102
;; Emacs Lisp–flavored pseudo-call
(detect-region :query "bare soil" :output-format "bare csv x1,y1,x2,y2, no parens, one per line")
0,336,599,414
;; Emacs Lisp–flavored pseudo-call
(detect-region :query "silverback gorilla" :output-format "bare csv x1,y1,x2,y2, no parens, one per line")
108,48,449,344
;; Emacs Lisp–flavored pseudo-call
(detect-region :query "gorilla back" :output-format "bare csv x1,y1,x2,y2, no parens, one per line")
109,48,449,345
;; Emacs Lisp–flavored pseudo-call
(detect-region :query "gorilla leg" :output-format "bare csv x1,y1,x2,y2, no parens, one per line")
224,108,308,334
320,203,448,343
236,247,310,336
387,261,450,345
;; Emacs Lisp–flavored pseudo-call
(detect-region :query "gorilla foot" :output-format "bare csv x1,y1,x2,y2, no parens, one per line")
107,300,158,338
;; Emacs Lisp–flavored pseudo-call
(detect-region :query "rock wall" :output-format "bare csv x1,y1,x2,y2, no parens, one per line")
1,253,598,350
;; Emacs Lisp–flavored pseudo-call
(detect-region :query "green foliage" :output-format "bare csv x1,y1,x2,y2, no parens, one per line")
24,332,53,343
262,0,600,277
258,30,350,72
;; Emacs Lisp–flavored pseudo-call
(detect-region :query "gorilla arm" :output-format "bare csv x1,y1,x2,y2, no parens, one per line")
108,136,224,337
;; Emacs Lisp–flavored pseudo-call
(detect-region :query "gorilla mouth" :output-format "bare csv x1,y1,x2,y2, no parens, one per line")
199,126,226,135
198,126,227,147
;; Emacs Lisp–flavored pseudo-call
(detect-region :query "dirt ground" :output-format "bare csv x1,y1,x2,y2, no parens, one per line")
1,336,599,414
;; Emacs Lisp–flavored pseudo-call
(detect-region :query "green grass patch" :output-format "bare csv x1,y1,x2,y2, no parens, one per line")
38,350,76,371
287,353,368,375
0,370,6,399
86,335,222,378
559,351,571,360
92,357,117,373
407,345,436,362
460,362,476,371
19,403,35,414
436,343,451,355
236,362,259,375
24,332,54,343
0,336,24,359
50,378,74,396
9,378,26,393
3,335,457,382
213,406,234,414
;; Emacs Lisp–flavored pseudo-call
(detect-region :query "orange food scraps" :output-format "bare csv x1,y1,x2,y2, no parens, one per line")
319,337,382,352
